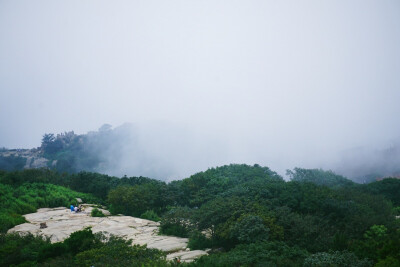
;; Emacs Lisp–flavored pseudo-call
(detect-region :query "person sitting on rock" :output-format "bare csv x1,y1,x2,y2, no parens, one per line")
74,206,78,212
70,205,74,212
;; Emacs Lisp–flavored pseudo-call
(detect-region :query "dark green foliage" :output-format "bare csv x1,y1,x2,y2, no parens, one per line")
192,241,309,267
1,164,400,266
159,207,194,238
188,231,212,250
91,208,105,217
38,242,67,262
0,168,59,186
303,251,372,267
75,238,166,267
172,164,283,207
363,178,400,206
0,233,50,267
230,215,270,243
375,256,400,267
108,181,168,217
140,210,161,222
66,172,117,200
0,212,25,233
0,229,168,267
394,206,400,216
63,228,101,254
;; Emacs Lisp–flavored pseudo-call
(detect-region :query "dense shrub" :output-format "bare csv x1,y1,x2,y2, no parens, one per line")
140,210,161,222
91,208,106,217
0,233,50,266
188,231,213,250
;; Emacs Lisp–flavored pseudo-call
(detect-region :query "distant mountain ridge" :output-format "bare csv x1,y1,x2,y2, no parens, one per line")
1,124,400,183
0,124,121,173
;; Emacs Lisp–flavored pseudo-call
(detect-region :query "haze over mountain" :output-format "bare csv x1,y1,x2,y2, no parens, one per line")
1,1,399,180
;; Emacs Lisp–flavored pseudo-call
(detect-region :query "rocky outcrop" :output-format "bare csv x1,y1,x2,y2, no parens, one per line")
8,206,208,262
0,148,52,169
24,156,49,168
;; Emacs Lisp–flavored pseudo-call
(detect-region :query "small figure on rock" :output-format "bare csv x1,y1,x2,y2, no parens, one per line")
40,222,47,229
173,257,181,264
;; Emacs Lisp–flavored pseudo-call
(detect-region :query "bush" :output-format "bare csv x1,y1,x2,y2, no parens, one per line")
0,212,25,233
159,223,189,238
188,231,213,250
159,206,193,238
38,242,67,262
64,228,101,254
0,233,50,266
140,210,161,222
75,242,166,267
91,208,105,217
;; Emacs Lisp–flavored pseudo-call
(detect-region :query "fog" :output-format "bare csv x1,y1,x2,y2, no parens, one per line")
1,1,400,180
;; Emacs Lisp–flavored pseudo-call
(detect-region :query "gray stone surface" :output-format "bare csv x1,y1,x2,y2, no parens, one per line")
8,206,208,262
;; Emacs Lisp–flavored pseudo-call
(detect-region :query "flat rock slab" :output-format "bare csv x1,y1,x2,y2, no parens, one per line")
8,206,207,262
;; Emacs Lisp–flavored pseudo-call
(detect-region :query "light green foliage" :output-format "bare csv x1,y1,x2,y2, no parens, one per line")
0,182,98,232
364,225,387,240
350,224,400,262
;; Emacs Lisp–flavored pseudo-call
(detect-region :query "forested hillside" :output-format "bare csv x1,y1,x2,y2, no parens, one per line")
1,165,399,266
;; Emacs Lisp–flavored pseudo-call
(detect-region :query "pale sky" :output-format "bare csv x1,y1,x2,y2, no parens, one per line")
1,0,399,178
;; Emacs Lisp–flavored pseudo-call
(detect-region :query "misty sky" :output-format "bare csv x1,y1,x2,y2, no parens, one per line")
1,0,400,179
